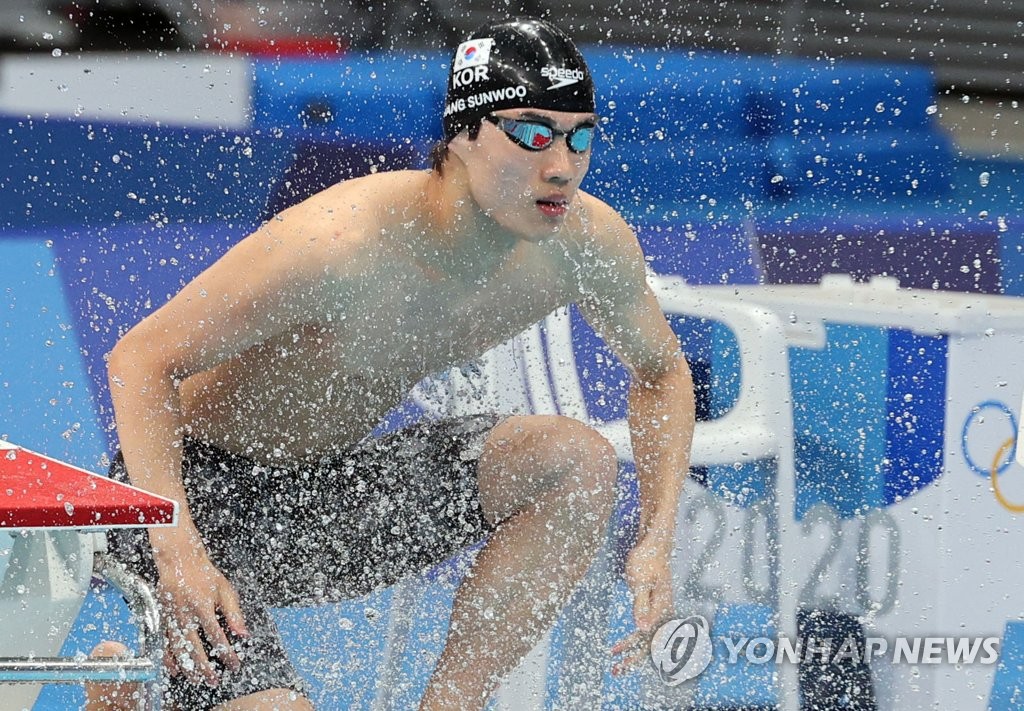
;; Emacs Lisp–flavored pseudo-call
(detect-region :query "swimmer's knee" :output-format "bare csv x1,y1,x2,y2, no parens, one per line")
488,415,615,472
534,415,617,490
90,640,130,658
534,416,617,544
482,414,617,517
84,641,135,711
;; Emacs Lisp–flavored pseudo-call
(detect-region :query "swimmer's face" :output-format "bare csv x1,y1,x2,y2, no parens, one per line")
451,108,596,241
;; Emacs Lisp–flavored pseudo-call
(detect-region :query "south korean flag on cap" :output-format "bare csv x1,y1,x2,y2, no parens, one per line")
454,38,494,71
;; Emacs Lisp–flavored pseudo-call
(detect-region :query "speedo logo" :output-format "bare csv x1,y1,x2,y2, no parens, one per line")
541,66,585,90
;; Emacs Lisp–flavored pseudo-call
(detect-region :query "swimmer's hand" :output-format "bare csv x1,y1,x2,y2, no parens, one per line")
610,533,674,677
150,524,250,686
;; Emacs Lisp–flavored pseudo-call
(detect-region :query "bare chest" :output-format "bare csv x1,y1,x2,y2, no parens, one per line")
181,236,581,457
331,259,574,378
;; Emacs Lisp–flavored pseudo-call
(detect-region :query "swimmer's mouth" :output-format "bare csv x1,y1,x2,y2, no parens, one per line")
536,196,569,217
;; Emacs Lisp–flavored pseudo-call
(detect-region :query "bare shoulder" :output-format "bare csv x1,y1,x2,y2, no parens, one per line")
280,170,427,221
155,170,428,318
259,169,429,270
567,191,648,297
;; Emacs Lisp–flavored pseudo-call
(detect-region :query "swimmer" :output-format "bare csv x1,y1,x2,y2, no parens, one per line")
87,16,694,711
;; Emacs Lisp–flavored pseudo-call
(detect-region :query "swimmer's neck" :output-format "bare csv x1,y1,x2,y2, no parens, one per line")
418,157,522,279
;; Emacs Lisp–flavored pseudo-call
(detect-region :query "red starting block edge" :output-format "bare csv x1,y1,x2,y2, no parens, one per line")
0,440,178,530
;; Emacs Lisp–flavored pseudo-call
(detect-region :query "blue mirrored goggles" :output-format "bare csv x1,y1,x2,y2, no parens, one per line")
484,115,597,154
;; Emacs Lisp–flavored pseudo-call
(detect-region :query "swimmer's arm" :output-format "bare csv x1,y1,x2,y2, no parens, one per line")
107,209,349,544
576,213,694,669
108,195,367,679
576,212,695,546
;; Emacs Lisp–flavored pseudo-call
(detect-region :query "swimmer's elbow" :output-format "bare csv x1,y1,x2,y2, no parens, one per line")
632,351,691,389
108,326,183,387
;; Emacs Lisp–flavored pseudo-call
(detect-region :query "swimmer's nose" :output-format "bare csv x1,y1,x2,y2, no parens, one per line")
540,144,574,186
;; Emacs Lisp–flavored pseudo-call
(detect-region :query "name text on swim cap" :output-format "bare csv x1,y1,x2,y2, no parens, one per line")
444,85,528,116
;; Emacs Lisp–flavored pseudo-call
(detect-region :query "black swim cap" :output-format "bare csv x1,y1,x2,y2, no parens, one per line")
442,17,596,144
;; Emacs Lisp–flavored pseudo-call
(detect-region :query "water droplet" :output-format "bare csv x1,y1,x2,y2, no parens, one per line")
52,48,62,58
112,154,121,164
925,104,938,115
979,172,991,187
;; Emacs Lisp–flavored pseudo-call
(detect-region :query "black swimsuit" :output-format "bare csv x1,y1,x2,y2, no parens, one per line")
106,413,503,709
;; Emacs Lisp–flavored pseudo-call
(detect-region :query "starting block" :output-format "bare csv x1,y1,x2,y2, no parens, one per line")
0,441,177,710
